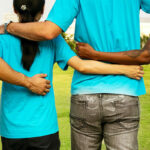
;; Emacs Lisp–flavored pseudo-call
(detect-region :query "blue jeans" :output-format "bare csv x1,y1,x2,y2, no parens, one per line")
70,94,140,150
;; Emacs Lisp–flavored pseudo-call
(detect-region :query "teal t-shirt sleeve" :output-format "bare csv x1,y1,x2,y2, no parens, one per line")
54,35,77,70
46,0,80,32
141,0,150,13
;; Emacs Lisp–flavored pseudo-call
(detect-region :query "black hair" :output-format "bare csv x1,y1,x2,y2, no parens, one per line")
13,0,45,70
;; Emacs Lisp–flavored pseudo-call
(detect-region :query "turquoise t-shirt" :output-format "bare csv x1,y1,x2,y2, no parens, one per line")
0,34,76,139
47,0,150,96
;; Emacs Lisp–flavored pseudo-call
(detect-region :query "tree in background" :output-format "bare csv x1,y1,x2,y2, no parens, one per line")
141,34,150,48
62,32,76,52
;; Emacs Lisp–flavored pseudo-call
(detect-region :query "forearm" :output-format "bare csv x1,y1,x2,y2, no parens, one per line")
79,60,127,75
68,56,143,80
68,56,126,75
94,51,143,65
7,21,62,41
0,58,30,88
77,39,150,65
94,40,150,65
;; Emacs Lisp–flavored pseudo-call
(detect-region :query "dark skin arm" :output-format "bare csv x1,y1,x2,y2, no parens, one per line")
77,39,150,65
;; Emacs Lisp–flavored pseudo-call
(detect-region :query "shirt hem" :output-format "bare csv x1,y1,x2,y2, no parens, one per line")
1,128,59,139
71,90,146,97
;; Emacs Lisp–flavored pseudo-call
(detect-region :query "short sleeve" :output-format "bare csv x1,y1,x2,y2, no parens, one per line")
141,0,150,13
53,35,76,70
46,0,80,32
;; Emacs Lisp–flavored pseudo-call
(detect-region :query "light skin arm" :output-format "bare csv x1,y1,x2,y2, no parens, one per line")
77,39,150,65
67,56,144,80
0,21,62,41
0,58,51,95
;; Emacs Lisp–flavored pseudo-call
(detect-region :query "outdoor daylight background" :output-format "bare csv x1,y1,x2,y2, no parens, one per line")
0,0,150,150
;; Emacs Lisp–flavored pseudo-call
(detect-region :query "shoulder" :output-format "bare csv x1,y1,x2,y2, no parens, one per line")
0,34,19,45
52,35,67,48
39,40,53,49
40,36,64,49
38,36,66,52
53,35,64,42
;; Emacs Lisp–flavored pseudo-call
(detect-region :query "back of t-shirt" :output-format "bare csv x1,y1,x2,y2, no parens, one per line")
0,34,75,139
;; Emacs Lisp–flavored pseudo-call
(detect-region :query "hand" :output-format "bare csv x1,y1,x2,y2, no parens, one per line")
76,42,98,60
26,74,51,96
0,24,5,34
123,65,144,80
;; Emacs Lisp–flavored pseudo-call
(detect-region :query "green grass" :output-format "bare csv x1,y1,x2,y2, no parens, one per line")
0,65,150,150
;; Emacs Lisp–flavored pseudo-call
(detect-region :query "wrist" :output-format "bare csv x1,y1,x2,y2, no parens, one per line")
22,75,32,89
4,21,13,34
93,51,101,60
6,22,14,34
119,65,128,75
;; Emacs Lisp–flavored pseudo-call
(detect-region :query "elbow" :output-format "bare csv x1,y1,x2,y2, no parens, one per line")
39,30,55,41
75,62,87,74
38,22,56,40
137,51,150,65
139,58,150,65
78,66,87,74
77,63,88,74
138,55,150,65
40,21,61,40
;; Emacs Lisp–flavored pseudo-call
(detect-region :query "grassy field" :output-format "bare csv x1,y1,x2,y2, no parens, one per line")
0,64,150,150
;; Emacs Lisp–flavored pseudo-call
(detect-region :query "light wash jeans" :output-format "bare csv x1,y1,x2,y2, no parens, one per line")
70,94,140,150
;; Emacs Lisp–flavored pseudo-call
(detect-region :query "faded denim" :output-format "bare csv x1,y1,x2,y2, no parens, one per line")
70,94,140,150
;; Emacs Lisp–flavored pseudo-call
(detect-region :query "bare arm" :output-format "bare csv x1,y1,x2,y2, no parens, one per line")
77,39,150,65
67,56,144,80
0,58,51,95
1,21,62,41
0,58,30,87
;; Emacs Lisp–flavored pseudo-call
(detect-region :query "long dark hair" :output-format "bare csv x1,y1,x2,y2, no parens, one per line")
13,0,45,71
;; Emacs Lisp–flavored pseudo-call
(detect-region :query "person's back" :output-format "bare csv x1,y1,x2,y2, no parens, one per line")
48,0,146,96
72,0,146,96
0,34,58,138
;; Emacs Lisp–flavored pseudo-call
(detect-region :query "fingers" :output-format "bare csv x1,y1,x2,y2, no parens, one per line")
139,70,144,74
76,42,87,46
37,74,47,78
29,74,51,96
45,89,50,93
135,70,144,80
136,77,141,80
136,75,143,80
76,42,87,52
76,44,79,51
133,66,144,80
42,92,47,96
76,44,84,50
41,87,50,96
46,80,50,84
76,44,86,58
46,85,51,89
41,81,51,96
139,66,144,71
